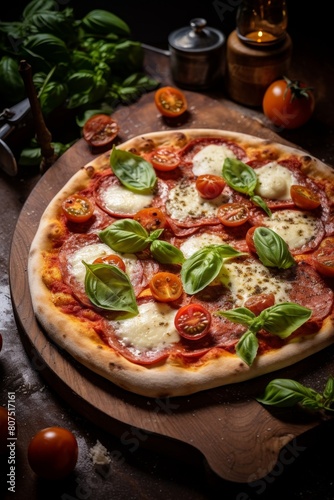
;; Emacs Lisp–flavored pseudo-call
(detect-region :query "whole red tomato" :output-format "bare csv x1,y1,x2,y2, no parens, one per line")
263,77,315,129
28,426,78,479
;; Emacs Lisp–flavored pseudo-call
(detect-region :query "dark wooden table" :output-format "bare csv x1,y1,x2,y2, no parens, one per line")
1,33,334,500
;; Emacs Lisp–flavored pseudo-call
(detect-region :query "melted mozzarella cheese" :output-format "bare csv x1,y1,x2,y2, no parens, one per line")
166,182,226,222
68,243,137,284
100,183,154,215
192,144,236,176
112,301,180,351
262,210,318,249
255,162,297,200
220,258,292,307
180,232,226,258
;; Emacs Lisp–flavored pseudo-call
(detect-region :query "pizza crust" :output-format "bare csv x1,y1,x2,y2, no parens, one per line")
28,129,334,397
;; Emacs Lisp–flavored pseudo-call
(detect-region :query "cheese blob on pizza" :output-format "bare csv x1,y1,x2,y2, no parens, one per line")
28,129,334,397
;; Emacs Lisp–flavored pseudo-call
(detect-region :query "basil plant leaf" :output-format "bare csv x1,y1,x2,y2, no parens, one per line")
216,307,256,327
261,303,312,338
110,146,157,194
250,194,272,217
150,240,185,265
222,158,257,194
253,227,295,269
99,219,149,253
83,262,138,315
236,330,259,366
256,378,319,407
181,244,245,295
323,376,334,401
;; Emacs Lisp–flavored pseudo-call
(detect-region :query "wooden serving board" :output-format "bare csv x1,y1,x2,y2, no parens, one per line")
9,91,334,483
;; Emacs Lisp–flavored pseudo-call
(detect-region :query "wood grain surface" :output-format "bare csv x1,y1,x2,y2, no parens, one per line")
9,90,333,483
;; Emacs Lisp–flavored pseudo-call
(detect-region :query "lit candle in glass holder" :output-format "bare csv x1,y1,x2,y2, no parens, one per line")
226,0,292,106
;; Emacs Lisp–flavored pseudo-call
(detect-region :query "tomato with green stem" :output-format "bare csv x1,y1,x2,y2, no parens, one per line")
263,77,315,129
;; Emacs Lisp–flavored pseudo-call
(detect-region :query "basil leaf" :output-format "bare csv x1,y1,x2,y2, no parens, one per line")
150,240,185,265
181,245,244,295
83,262,138,315
81,9,131,37
261,303,312,338
250,194,272,217
222,158,271,217
256,379,319,407
216,307,256,327
23,0,58,19
23,33,70,63
99,219,149,253
222,158,257,194
110,146,157,194
236,330,259,366
147,229,164,242
253,227,295,269
323,376,334,401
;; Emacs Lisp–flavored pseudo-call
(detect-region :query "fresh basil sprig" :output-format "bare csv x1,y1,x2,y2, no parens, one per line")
222,158,272,217
99,219,184,264
181,245,246,295
216,302,312,366
83,262,138,315
253,227,296,269
110,146,157,194
257,377,334,412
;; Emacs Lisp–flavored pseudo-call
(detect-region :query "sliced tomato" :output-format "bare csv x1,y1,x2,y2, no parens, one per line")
148,148,181,171
154,86,187,118
290,184,321,210
174,304,211,340
83,114,119,149
133,207,167,231
93,254,126,272
217,202,249,227
149,272,183,302
196,174,225,199
246,226,257,253
244,293,275,316
62,194,95,223
313,237,334,277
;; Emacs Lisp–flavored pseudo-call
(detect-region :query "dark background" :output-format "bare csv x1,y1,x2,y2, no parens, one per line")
1,0,332,49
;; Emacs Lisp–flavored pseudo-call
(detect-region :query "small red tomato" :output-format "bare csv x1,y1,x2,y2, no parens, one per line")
195,174,225,199
62,194,95,223
244,293,275,316
263,77,315,129
149,272,183,302
154,86,187,118
93,254,126,272
148,148,181,171
217,202,249,227
28,427,78,479
290,185,321,210
83,114,119,149
133,207,167,231
174,303,211,340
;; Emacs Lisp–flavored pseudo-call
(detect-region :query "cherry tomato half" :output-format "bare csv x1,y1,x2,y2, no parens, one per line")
154,86,187,118
174,304,211,340
244,293,275,316
263,77,315,129
27,427,78,480
290,184,321,210
93,254,126,272
62,194,95,223
133,207,167,231
148,148,181,171
149,272,183,302
313,237,334,277
196,174,225,199
83,114,119,149
217,203,249,227
246,226,257,253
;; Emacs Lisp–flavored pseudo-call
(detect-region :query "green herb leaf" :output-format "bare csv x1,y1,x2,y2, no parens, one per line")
222,158,271,216
110,146,157,194
181,245,245,295
83,262,138,315
236,330,259,366
256,379,321,407
261,302,312,338
216,306,256,327
150,240,185,265
253,227,296,269
99,219,149,253
81,9,130,37
323,376,334,401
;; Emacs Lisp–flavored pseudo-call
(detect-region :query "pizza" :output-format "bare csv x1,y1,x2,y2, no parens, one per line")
28,129,334,398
